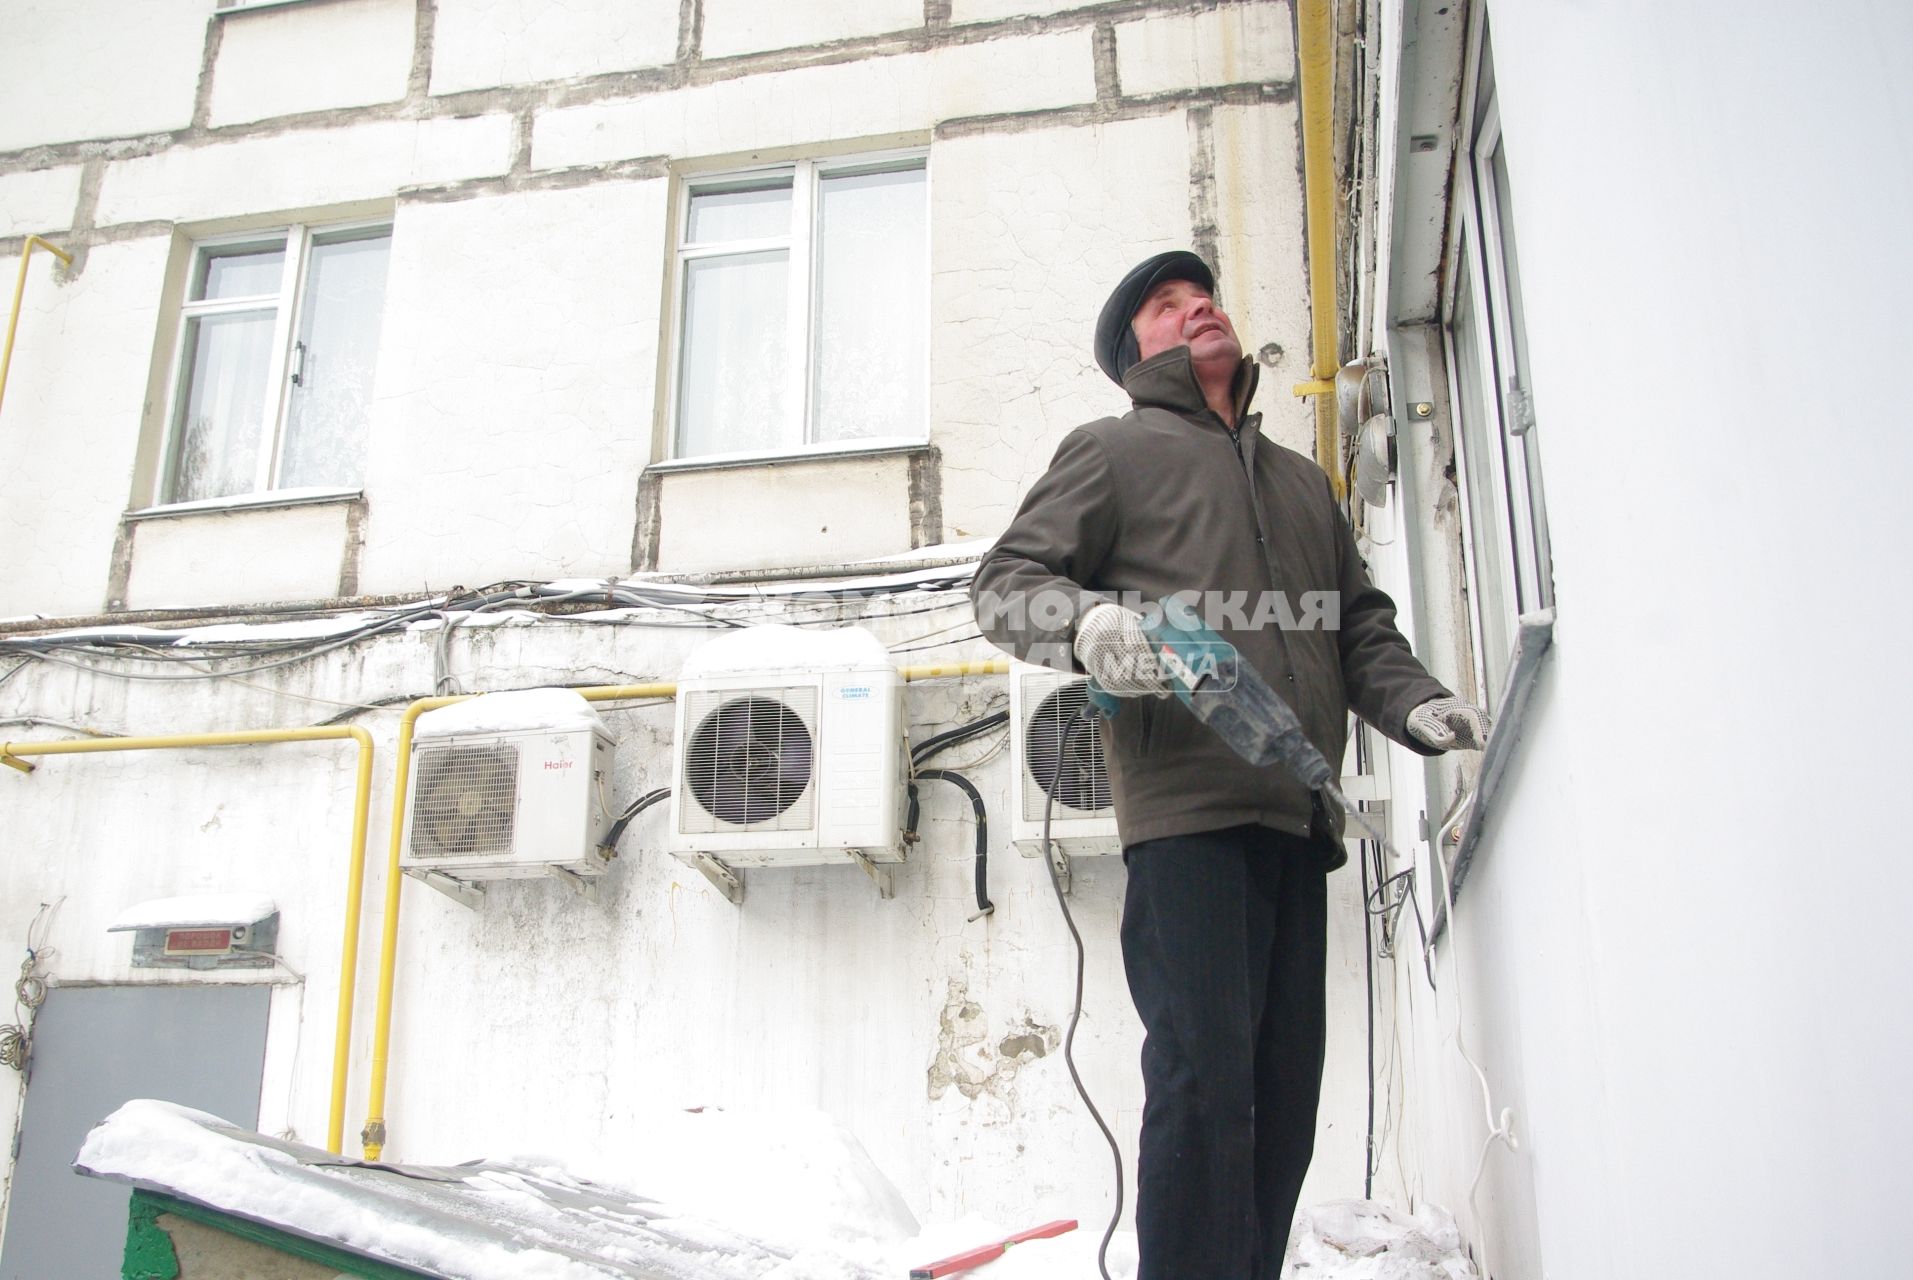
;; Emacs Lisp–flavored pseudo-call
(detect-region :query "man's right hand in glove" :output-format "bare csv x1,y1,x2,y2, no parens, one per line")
1073,602,1171,698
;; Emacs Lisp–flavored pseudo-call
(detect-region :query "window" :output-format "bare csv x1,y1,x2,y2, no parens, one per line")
162,222,391,504
1441,28,1551,712
671,154,928,460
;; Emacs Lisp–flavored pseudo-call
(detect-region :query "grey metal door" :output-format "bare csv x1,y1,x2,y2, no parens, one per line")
0,983,270,1279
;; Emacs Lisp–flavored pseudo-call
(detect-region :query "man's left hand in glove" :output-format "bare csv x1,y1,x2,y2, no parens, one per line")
1406,696,1491,751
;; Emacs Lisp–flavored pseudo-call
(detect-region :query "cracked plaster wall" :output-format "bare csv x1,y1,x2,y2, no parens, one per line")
699,0,926,59
1,0,1308,610
0,238,170,618
0,0,206,151
208,0,417,128
357,179,667,595
124,503,356,611
0,3,1348,1232
429,0,680,94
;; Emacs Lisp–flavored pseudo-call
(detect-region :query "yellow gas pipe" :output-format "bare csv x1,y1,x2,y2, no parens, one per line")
359,659,1010,1160
1,726,375,1155
1293,0,1345,497
0,236,73,424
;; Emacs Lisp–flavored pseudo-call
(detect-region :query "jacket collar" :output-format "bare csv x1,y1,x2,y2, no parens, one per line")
1121,347,1261,427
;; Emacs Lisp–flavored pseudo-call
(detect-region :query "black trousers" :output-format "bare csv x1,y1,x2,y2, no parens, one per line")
1120,824,1328,1280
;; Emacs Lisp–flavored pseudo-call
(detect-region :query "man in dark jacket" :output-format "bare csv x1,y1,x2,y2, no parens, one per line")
970,250,1487,1279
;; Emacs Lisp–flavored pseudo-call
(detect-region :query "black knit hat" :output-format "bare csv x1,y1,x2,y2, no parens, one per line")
1093,250,1217,384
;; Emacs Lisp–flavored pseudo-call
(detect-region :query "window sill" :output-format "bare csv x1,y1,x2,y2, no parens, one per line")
126,488,363,522
646,438,930,475
1429,606,1555,944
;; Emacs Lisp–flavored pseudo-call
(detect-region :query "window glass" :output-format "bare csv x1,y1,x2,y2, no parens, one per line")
280,232,391,489
195,244,285,301
686,183,793,244
810,166,927,444
1449,242,1515,707
677,250,790,458
172,310,276,502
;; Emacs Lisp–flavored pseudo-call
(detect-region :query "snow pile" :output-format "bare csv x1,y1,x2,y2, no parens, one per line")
1284,1200,1478,1279
565,1106,918,1260
414,688,606,739
77,1101,611,1279
108,893,275,932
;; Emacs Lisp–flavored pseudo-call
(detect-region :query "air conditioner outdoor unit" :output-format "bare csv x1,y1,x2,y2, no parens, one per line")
400,689,616,892
1009,662,1119,889
668,625,903,898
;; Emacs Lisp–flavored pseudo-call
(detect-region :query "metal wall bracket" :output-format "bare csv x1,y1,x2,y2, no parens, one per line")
546,866,600,902
688,855,743,905
404,868,485,911
1,752,34,774
847,850,895,900
1049,846,1072,896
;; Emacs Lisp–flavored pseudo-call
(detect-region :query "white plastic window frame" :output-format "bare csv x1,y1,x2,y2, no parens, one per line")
154,218,390,509
1438,26,1552,714
665,150,930,465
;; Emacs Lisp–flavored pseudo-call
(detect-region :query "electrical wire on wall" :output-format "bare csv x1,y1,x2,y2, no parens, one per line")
0,899,61,1074
0,571,981,719
902,709,1010,918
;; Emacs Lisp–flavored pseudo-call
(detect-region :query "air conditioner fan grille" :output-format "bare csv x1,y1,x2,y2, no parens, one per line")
680,689,818,832
1021,679,1112,819
410,743,519,858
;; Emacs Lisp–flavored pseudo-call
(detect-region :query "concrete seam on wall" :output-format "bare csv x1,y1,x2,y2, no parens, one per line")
509,108,535,177
1092,21,1121,102
924,0,953,28
676,0,703,64
105,521,137,612
633,471,664,573
189,12,226,131
57,158,108,278
1187,104,1220,275
337,499,368,598
907,448,944,550
397,156,673,205
0,0,1294,261
0,0,1272,170
408,0,439,100
933,79,1289,140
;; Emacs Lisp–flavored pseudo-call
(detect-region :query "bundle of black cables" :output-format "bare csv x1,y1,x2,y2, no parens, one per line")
902,710,1009,918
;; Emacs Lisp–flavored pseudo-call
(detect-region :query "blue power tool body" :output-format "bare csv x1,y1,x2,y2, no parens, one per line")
1086,595,1334,791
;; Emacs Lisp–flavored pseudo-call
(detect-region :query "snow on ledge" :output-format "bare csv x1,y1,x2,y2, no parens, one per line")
415,688,606,740
679,624,893,679
108,893,276,932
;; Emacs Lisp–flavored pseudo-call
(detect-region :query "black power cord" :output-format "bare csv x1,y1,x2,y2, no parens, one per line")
600,788,671,856
903,711,1011,918
1042,706,1123,1280
905,772,993,918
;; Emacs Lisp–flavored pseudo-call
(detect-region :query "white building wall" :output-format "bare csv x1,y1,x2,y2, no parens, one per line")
357,180,667,595
1362,1,1913,1275
0,0,1381,1252
0,0,206,152
0,238,172,620
207,0,416,127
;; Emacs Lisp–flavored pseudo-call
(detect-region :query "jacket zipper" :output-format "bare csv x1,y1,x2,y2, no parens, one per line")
1219,413,1295,674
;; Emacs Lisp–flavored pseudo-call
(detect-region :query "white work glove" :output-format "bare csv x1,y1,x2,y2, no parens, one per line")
1073,603,1171,698
1406,696,1491,751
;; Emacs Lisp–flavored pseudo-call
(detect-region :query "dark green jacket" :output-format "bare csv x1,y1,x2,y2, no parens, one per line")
971,347,1449,863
